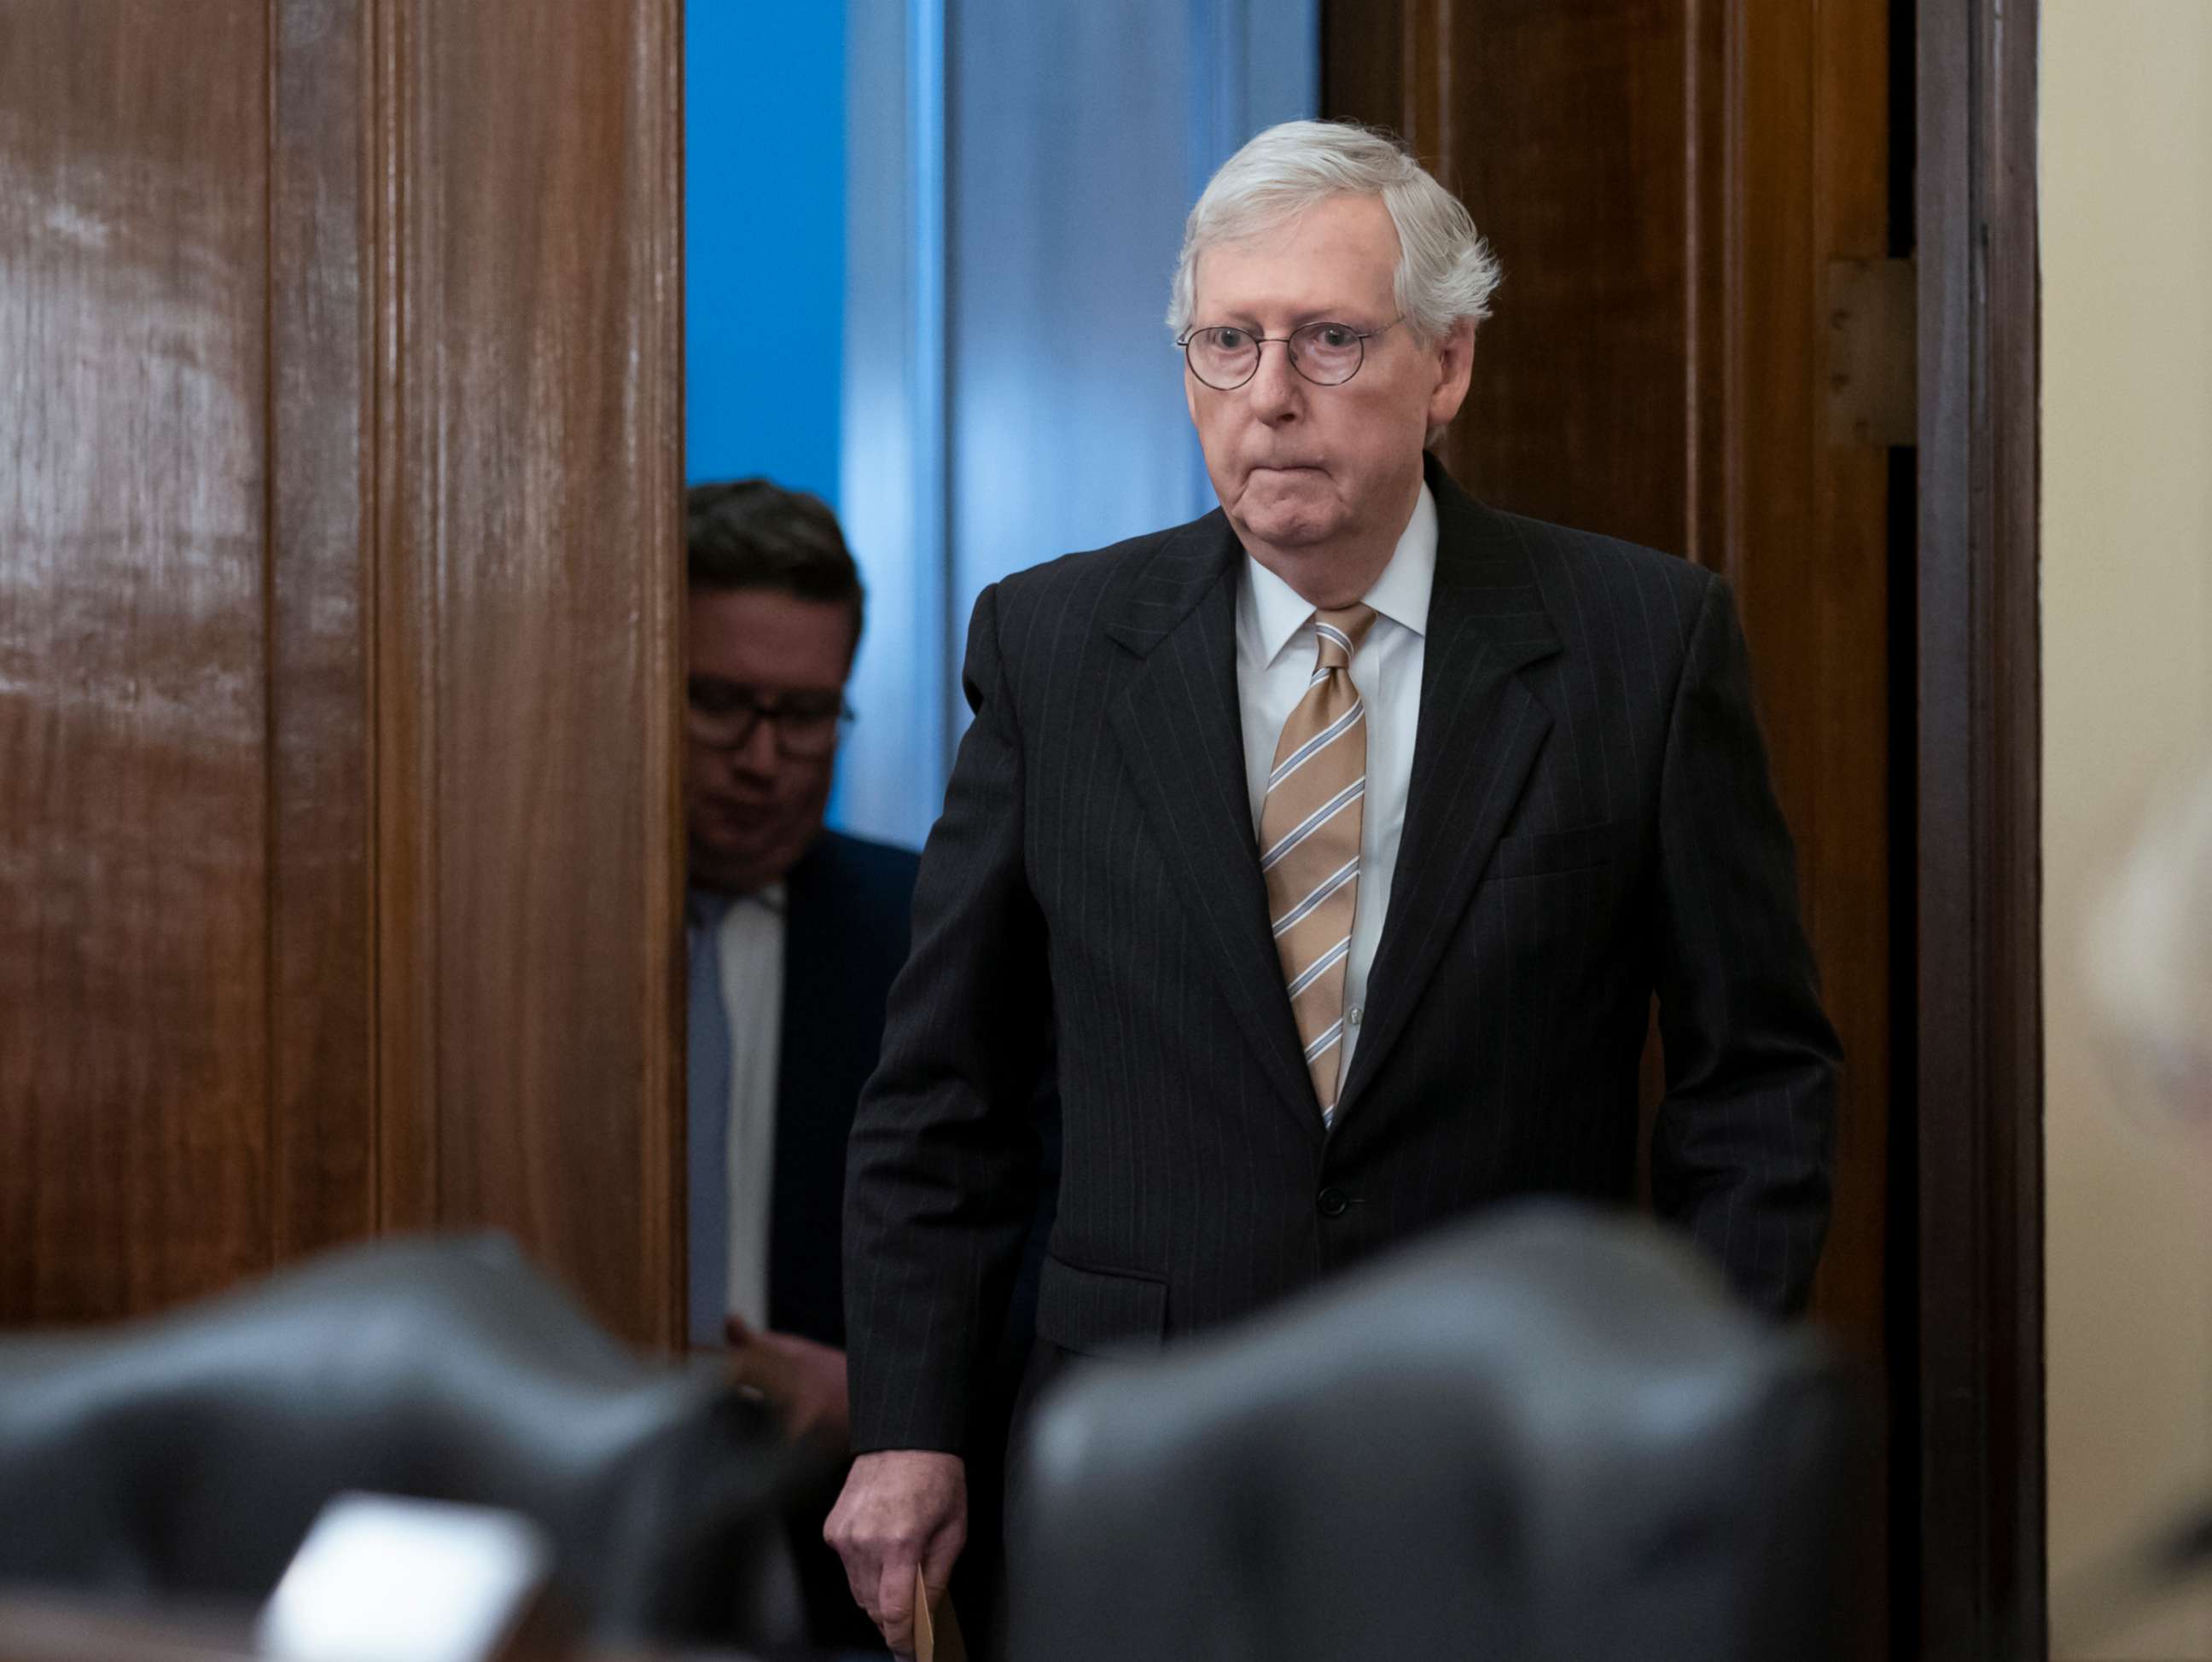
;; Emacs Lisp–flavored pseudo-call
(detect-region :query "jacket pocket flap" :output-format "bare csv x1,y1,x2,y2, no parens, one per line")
1488,820,1619,881
1036,1256,1168,1356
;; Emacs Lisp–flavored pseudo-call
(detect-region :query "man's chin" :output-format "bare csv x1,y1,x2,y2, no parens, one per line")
690,832,808,894
1234,497,1343,550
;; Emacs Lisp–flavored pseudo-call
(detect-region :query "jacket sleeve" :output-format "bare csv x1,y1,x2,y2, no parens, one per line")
1650,573,1842,1316
844,582,1052,1453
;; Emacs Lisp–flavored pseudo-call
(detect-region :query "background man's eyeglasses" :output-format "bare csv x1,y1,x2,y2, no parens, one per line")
1176,317,1404,390
686,678,853,758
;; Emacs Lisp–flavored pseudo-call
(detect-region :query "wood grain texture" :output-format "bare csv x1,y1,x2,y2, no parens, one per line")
1719,10,1895,1636
0,0,276,1321
1914,0,2046,1653
375,0,685,1347
270,0,376,1261
1726,0,1893,1377
2,0,685,1348
1393,0,1697,555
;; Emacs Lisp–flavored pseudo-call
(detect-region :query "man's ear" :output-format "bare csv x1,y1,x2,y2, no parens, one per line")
1427,317,1477,433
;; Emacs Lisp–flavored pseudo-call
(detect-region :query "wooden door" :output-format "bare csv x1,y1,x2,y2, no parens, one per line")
1324,0,1904,1643
0,0,685,1348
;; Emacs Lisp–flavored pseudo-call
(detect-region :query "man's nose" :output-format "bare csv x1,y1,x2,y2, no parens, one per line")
731,714,782,778
1244,340,1304,422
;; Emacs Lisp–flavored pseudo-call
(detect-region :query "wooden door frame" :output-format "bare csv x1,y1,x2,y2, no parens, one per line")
1912,0,2045,1656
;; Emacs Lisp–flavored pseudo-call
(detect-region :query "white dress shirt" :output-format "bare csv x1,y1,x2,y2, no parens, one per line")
1235,483,1436,1084
713,884,785,1332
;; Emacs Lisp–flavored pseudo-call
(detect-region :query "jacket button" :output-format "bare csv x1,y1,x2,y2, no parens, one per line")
1317,1186,1350,1217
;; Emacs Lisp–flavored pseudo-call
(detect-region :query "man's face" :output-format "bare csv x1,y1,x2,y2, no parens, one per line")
684,586,855,893
1185,193,1473,590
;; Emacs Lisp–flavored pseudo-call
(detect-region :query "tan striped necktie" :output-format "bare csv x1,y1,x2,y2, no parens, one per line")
1260,603,1377,1121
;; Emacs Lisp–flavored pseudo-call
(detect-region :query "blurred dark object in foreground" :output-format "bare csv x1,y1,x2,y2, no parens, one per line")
2052,1500,2212,1653
0,1235,799,1650
1012,1204,1874,1662
0,1589,776,1662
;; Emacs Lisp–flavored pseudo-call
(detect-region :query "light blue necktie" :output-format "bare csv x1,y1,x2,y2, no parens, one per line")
686,888,736,1346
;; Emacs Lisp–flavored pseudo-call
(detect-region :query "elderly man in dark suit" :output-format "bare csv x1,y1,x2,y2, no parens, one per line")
827,119,1842,1653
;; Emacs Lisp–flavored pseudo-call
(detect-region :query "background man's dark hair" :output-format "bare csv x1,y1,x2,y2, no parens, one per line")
686,479,865,648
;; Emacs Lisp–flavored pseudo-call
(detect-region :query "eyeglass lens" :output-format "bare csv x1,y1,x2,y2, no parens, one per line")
686,681,847,757
1184,322,1370,390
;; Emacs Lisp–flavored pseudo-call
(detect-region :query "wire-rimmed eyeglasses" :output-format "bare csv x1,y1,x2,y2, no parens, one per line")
686,677,853,759
1176,317,1404,390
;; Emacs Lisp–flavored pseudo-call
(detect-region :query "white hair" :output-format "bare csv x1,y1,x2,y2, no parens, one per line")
1167,120,1502,346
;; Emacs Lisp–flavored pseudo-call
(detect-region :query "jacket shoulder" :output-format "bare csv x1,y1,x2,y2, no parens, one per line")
1476,505,1720,658
988,511,1224,620
806,829,921,908
1485,506,1714,597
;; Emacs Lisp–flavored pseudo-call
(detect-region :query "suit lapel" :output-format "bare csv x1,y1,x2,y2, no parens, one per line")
767,837,823,1293
772,835,827,1121
1335,465,1563,1118
1108,513,1320,1131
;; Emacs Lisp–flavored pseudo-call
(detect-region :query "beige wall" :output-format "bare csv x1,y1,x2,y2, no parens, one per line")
2043,5,2212,1659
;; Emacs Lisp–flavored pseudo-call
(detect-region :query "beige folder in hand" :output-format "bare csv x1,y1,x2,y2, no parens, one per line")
912,1563,967,1662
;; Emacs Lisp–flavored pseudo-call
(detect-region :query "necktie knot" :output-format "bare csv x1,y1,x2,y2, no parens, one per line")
1310,603,1377,672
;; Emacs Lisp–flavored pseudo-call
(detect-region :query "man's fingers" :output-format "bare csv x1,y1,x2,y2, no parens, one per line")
872,1554,919,1656
920,1514,968,1599
825,1450,969,1647
721,1346,773,1398
829,1543,882,1631
723,1327,800,1407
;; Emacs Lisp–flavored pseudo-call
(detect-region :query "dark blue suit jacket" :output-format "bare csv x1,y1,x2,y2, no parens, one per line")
765,828,923,1348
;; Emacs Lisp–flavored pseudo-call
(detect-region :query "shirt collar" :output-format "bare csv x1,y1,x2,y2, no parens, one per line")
1237,481,1439,669
686,880,788,928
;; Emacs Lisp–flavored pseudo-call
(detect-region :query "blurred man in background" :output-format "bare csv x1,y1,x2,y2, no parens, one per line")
684,479,918,1648
684,479,1051,1652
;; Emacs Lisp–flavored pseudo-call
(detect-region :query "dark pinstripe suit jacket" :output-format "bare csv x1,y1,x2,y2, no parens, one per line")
845,456,1839,1456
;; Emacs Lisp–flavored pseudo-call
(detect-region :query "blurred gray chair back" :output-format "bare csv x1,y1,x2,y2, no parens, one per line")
0,1235,794,1646
1012,1205,1871,1662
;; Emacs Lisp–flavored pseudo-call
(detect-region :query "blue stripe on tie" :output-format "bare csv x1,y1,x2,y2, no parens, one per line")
1304,1017,1346,1064
1272,856,1360,936
1286,936,1352,999
1260,777,1365,872
1267,698,1365,791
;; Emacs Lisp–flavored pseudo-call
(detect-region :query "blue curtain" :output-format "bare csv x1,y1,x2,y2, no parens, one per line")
836,0,1317,849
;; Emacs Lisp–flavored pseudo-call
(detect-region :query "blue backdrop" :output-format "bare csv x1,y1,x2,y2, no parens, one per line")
685,2,845,502
687,2,1317,850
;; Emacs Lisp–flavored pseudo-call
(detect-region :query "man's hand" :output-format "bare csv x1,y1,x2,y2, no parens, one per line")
722,1316,851,1449
824,1449,967,1657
